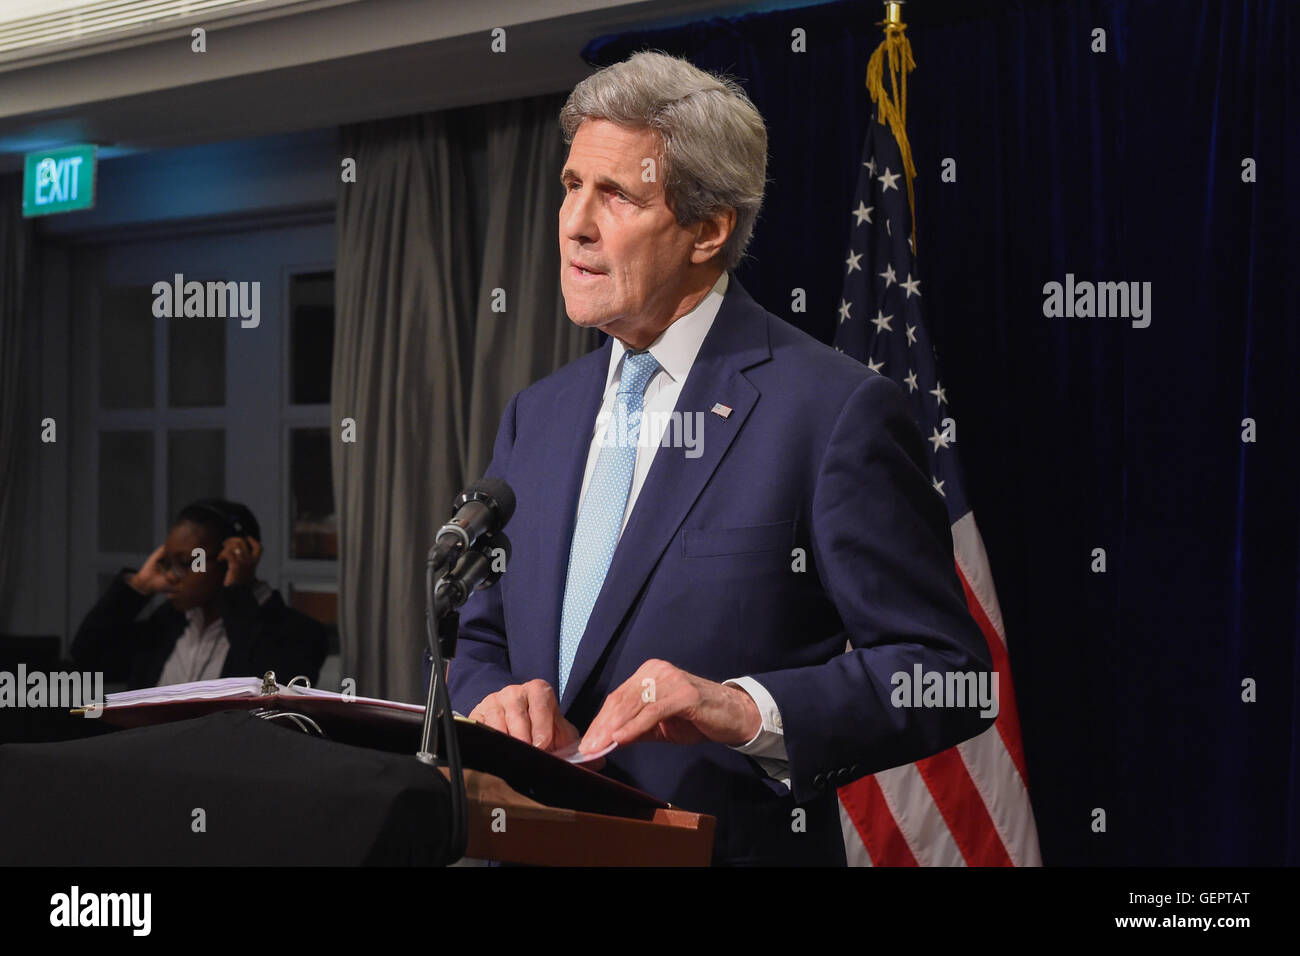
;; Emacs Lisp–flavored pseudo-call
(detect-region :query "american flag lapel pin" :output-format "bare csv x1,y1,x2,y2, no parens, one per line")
710,402,733,419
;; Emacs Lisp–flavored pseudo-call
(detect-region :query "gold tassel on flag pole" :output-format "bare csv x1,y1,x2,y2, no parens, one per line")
866,1,918,253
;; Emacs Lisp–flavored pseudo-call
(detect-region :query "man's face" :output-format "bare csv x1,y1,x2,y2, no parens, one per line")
559,119,703,345
162,521,223,611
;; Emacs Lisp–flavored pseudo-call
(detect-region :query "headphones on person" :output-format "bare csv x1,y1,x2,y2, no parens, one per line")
186,499,258,543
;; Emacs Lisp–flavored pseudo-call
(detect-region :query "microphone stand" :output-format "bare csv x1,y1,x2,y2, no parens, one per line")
416,553,468,865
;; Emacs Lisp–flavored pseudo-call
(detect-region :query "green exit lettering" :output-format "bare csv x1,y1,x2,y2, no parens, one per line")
23,145,97,217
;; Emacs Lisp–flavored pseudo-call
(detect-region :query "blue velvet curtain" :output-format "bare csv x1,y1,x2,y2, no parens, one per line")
584,0,1299,865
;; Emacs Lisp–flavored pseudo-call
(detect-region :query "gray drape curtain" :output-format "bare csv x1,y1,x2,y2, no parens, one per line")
466,96,598,478
0,176,30,618
333,95,596,702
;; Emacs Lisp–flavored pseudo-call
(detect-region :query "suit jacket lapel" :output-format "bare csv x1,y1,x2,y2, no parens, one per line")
218,589,262,677
559,277,772,713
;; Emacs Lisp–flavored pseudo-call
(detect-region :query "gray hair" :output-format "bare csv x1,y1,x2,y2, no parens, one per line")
559,50,768,273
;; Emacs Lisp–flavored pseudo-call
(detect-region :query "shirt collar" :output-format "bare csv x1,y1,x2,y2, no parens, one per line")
605,271,729,390
184,606,224,633
182,578,272,626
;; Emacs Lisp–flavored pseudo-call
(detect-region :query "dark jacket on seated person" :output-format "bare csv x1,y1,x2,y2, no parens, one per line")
71,571,328,690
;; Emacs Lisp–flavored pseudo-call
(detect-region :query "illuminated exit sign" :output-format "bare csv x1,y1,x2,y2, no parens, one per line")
23,144,97,217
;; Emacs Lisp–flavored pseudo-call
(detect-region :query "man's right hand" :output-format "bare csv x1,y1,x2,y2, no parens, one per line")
127,545,175,596
468,679,580,753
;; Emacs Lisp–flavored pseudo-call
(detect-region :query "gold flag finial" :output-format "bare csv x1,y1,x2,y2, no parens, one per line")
867,0,918,253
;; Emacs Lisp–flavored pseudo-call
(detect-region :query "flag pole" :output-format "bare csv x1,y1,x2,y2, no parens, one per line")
867,1,918,253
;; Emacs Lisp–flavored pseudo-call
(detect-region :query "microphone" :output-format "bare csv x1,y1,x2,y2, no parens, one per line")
434,531,512,618
428,478,516,574
418,481,515,863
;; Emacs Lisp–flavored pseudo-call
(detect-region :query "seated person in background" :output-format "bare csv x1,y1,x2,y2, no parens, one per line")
72,498,328,689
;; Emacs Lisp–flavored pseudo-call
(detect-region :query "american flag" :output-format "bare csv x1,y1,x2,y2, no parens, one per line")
832,114,1042,866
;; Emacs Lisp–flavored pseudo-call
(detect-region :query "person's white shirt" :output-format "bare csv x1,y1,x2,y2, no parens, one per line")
575,270,790,788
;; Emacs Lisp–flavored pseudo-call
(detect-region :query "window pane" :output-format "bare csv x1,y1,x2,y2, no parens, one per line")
169,285,226,406
167,429,225,524
289,427,335,559
289,271,334,405
99,287,154,409
98,430,153,552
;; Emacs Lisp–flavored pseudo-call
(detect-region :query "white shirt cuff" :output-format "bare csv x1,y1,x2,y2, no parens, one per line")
724,676,790,789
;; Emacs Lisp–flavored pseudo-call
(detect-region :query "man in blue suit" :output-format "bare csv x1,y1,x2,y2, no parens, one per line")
447,51,995,865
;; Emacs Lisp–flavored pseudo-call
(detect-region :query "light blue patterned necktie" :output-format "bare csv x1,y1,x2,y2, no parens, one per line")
557,349,661,699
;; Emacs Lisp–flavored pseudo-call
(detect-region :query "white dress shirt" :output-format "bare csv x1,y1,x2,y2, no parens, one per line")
575,271,791,787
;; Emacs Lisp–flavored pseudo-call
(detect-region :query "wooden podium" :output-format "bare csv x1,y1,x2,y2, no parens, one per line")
457,767,715,866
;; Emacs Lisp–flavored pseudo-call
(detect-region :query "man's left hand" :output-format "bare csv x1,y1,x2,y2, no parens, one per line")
578,659,762,754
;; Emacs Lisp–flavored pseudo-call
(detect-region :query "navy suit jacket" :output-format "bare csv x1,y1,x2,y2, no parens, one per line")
447,274,995,865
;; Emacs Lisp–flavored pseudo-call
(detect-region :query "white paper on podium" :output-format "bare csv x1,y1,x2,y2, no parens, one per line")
556,740,618,764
